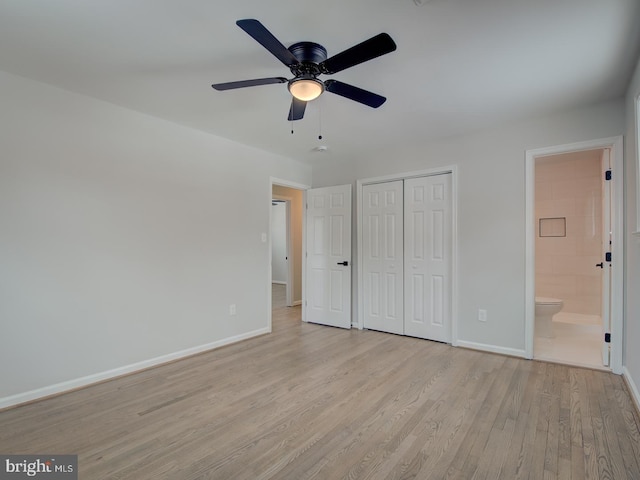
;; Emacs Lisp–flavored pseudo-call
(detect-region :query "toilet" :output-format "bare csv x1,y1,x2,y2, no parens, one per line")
535,297,564,338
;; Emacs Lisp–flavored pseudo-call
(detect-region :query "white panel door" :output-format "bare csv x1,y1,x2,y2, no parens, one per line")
404,174,452,342
306,184,352,329
601,158,612,367
362,181,404,334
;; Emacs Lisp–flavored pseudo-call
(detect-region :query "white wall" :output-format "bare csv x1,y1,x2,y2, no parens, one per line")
0,70,311,405
624,55,640,403
271,202,287,284
313,100,625,354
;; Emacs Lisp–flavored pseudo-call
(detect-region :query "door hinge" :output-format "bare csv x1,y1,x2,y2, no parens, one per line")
605,170,612,181
606,252,612,262
605,333,611,343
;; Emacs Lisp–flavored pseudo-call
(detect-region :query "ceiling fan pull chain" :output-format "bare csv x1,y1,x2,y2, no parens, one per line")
318,101,323,140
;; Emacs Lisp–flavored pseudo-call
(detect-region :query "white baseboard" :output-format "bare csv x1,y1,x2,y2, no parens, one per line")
623,367,640,415
0,327,270,410
456,340,527,359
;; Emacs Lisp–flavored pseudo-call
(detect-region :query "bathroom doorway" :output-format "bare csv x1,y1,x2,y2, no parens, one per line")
525,137,623,373
534,149,606,368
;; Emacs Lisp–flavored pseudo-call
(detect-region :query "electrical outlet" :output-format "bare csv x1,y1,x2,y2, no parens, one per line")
229,304,237,316
478,309,487,322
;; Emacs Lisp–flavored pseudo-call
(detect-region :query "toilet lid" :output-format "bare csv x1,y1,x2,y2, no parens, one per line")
535,296,562,305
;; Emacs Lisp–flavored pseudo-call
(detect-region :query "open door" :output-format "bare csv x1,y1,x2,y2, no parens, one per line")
601,151,612,367
306,185,352,329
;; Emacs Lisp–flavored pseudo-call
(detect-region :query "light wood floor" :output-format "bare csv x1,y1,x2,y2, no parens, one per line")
1,285,639,479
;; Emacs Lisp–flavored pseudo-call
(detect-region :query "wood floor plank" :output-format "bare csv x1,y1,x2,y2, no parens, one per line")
557,365,572,480
1,285,639,479
543,364,562,479
585,371,614,480
568,368,586,480
520,362,551,479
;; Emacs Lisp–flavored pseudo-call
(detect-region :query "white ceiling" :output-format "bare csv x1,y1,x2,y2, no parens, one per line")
1,0,639,164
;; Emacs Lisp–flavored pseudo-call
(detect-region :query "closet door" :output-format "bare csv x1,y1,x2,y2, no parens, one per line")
362,181,404,334
404,174,452,342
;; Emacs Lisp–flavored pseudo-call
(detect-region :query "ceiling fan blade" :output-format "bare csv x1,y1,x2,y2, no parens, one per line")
236,19,300,67
212,77,288,91
324,80,386,108
320,33,397,74
288,97,307,121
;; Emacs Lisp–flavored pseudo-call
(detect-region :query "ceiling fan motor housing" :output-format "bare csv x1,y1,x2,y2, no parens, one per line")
288,42,327,77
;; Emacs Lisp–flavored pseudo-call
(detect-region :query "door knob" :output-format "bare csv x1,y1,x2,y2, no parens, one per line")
595,262,604,269
337,261,349,266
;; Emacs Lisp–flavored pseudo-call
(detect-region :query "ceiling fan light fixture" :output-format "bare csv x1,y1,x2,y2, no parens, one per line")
288,76,324,101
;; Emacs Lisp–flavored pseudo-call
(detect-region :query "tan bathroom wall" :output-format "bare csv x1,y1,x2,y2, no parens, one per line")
535,150,603,315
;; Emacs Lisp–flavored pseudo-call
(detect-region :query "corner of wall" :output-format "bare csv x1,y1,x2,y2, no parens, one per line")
623,367,640,417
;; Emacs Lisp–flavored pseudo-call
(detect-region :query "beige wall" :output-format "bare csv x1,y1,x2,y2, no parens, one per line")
535,150,603,315
272,185,304,305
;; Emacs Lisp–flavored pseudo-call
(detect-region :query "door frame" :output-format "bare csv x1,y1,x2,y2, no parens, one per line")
356,165,459,344
524,136,623,374
269,177,310,331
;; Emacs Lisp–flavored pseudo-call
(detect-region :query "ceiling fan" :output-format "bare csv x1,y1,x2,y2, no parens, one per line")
212,19,397,121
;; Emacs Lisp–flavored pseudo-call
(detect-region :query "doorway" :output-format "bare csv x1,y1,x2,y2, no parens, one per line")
525,137,623,373
533,150,606,368
271,199,288,288
270,179,308,330
271,198,290,305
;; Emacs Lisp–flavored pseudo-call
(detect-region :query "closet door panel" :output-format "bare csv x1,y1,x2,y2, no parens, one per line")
404,174,452,342
362,181,404,334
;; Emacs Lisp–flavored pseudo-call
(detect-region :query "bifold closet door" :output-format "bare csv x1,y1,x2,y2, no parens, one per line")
362,181,404,334
404,174,452,342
